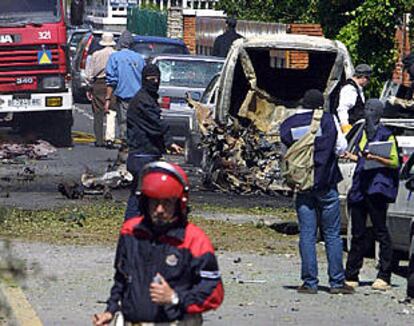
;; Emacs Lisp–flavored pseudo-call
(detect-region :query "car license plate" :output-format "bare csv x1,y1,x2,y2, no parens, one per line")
8,97,41,107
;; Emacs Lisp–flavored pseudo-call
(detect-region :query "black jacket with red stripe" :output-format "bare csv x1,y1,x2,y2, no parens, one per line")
106,216,224,322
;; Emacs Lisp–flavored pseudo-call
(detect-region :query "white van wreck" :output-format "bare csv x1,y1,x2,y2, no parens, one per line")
190,34,354,194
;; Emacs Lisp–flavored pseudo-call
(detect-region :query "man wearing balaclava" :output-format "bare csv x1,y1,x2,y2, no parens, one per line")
344,98,399,291
105,30,145,143
124,64,182,219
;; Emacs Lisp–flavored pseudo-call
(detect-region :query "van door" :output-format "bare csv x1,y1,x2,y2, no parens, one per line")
337,122,364,234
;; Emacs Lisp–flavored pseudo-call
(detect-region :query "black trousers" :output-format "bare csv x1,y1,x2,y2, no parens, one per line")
345,194,393,283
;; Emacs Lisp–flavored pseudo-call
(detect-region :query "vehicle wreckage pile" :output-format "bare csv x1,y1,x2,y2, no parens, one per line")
190,90,291,195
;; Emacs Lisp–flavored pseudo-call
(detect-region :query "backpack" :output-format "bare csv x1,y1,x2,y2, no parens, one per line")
281,109,324,192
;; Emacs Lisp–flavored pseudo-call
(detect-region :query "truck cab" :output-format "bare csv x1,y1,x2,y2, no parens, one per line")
0,0,73,147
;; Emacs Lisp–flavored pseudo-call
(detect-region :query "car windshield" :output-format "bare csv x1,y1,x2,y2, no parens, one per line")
132,42,188,58
0,0,61,24
158,59,223,88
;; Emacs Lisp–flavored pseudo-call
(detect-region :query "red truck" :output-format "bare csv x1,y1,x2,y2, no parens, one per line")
0,0,73,147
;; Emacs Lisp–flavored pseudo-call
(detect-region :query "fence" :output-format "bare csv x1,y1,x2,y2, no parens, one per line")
196,17,288,55
127,8,167,36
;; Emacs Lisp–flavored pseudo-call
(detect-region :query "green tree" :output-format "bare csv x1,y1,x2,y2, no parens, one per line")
336,0,411,97
217,0,413,95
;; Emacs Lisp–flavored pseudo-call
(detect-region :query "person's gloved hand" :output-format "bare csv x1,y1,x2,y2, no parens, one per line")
341,124,352,134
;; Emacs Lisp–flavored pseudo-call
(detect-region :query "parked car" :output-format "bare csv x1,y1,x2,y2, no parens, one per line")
131,35,190,59
149,55,224,148
338,118,414,260
67,26,90,64
71,30,121,103
71,33,190,103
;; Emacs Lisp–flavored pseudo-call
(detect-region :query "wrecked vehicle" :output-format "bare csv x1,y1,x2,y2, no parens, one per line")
190,34,354,195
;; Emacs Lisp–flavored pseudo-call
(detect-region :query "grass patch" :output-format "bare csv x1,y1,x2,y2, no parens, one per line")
192,203,295,218
0,202,298,254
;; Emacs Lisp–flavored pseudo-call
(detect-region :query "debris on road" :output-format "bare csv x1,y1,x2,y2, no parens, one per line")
57,180,85,200
81,164,133,190
58,163,133,200
0,140,56,161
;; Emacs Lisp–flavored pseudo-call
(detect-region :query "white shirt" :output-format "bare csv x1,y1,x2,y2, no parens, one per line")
337,83,365,126
295,108,348,156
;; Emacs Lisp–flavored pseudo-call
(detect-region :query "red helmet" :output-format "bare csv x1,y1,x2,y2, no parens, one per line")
138,161,189,215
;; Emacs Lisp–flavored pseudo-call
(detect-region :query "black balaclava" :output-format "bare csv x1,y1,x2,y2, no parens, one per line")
142,64,161,98
116,30,133,50
302,89,324,110
364,99,384,141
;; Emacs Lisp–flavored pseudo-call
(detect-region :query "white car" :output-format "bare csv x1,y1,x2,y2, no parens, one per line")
338,119,414,260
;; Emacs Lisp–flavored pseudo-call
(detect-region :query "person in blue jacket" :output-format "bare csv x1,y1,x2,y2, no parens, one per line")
280,89,353,294
105,30,145,143
92,162,224,326
344,99,399,291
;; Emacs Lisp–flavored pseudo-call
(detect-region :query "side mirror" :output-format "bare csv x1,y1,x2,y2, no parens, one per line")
406,177,414,191
400,153,414,180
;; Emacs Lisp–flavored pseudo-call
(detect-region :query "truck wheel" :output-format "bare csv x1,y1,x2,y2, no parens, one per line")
184,133,202,166
45,111,73,147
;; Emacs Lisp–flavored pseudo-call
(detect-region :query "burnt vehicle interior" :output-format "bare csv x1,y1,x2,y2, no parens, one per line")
229,48,340,120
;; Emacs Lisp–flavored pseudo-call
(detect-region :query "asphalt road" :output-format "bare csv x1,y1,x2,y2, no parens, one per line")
0,104,291,210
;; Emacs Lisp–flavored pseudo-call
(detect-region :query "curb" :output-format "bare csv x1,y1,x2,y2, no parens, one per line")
0,278,43,326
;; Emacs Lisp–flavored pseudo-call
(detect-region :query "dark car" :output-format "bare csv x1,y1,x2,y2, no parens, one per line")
71,33,190,103
149,55,224,147
67,26,90,64
71,30,121,103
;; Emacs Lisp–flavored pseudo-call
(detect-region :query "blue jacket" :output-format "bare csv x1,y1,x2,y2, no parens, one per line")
348,125,399,204
105,49,145,100
106,217,224,323
280,111,343,191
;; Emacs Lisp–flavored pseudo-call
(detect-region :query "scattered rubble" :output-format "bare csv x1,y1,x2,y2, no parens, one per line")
0,140,56,161
58,162,133,200
189,48,294,196
81,164,132,190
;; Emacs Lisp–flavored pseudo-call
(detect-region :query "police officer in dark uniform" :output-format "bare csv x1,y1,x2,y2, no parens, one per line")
344,99,399,291
212,17,243,58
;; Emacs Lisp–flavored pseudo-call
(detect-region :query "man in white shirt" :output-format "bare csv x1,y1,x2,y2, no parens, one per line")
85,32,116,147
336,63,372,134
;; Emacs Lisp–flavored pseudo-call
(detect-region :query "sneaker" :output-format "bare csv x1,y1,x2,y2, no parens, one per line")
297,284,318,294
372,278,390,291
330,283,355,294
344,280,359,288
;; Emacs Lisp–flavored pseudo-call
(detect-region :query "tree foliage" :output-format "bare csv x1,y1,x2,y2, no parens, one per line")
337,0,411,96
217,0,414,96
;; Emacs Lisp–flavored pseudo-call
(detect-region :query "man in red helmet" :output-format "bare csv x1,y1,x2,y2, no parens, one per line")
93,161,224,326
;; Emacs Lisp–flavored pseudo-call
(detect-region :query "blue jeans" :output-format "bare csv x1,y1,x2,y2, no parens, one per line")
124,153,160,220
295,188,345,289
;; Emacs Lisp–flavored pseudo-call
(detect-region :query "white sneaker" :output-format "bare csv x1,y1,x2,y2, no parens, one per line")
345,280,359,288
372,278,390,291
